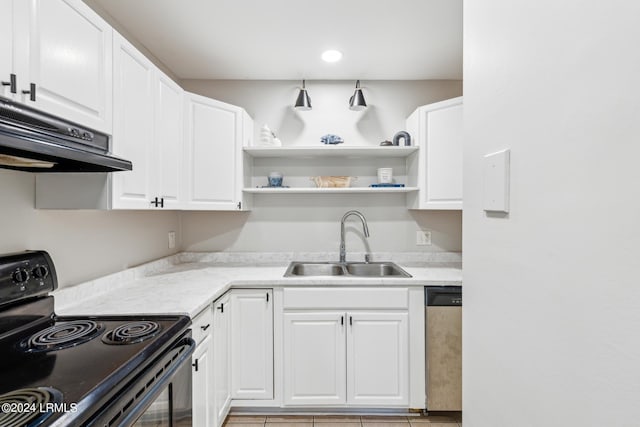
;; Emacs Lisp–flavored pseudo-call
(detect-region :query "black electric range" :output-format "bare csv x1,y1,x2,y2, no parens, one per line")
0,251,195,427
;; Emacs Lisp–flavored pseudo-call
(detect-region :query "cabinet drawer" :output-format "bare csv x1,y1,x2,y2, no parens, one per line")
283,287,409,310
191,306,213,345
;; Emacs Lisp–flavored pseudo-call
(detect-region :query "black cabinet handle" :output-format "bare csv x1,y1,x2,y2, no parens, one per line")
349,316,353,326
266,292,269,302
341,316,344,326
192,359,199,372
1,74,16,94
151,197,165,208
200,324,210,331
217,303,224,313
22,83,36,101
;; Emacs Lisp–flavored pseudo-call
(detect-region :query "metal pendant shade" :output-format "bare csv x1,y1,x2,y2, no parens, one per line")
349,80,367,111
294,80,312,110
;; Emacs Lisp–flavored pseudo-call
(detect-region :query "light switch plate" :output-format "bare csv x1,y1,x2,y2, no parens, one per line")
483,149,510,213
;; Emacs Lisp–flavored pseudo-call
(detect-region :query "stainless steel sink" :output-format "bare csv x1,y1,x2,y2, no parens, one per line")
344,262,412,277
285,262,346,277
284,261,412,278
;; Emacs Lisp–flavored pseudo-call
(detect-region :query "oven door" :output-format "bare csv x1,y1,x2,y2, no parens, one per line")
90,334,196,427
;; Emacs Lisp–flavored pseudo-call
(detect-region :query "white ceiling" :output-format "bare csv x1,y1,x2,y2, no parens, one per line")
87,0,462,80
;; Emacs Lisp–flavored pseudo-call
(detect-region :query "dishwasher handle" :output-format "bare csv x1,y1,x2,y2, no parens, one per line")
425,286,462,306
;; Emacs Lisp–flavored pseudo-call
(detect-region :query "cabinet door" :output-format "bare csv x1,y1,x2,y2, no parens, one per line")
192,335,214,427
213,294,231,426
423,101,463,209
230,289,273,399
283,312,346,405
24,0,113,133
0,0,15,99
110,31,155,209
183,92,242,210
347,312,409,406
155,72,183,208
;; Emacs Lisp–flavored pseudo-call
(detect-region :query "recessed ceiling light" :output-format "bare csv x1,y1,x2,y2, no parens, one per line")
321,50,343,63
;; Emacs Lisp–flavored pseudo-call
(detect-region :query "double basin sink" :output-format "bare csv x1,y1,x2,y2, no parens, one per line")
284,261,412,278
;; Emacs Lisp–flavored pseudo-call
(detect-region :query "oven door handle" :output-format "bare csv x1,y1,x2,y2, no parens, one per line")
119,337,196,426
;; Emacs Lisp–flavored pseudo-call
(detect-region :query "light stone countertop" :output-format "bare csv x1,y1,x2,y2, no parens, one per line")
54,252,462,318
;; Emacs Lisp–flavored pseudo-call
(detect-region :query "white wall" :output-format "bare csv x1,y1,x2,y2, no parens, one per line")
0,170,181,287
180,80,463,254
463,1,640,426
181,80,462,147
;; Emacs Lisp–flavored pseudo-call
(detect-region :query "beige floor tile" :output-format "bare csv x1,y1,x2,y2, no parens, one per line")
224,424,265,427
360,416,408,423
314,415,362,423
267,416,314,423
314,423,362,427
226,415,267,423
265,423,313,427
409,421,458,425
362,423,409,427
413,424,458,427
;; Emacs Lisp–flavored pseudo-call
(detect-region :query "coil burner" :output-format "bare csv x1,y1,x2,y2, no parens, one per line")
20,320,104,352
0,387,63,427
102,321,161,345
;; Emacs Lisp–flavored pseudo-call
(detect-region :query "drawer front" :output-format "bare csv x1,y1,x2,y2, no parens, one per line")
191,306,213,345
283,287,409,310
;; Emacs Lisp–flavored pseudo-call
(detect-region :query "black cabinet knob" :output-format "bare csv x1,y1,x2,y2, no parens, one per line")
32,266,48,279
12,269,29,283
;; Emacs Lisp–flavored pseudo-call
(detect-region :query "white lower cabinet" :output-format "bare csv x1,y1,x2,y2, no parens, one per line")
191,307,214,427
212,293,231,425
192,335,213,427
283,312,347,405
230,289,273,400
347,312,408,406
282,309,409,407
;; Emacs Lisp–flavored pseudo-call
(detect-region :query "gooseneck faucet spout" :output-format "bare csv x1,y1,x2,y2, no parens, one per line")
339,210,370,263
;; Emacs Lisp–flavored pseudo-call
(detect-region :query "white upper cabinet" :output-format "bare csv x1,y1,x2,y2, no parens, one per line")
0,0,16,99
36,33,184,210
111,32,183,210
154,72,183,208
13,0,113,133
406,97,463,210
183,92,252,210
111,31,155,209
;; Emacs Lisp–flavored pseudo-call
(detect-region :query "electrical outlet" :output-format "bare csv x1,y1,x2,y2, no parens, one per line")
416,230,431,246
168,231,176,249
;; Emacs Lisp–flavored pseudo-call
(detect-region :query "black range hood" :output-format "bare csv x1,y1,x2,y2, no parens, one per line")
0,96,132,172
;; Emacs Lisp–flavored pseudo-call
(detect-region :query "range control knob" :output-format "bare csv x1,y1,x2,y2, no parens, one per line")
12,269,29,283
32,266,48,279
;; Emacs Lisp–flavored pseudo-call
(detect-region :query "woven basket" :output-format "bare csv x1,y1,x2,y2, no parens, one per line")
310,176,358,188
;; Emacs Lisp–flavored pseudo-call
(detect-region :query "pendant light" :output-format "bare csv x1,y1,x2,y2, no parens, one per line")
349,80,367,111
294,80,312,110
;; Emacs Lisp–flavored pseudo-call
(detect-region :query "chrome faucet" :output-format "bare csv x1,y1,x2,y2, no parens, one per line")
339,210,370,263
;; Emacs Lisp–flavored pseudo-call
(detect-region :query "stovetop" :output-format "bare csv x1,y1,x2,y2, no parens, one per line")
0,248,193,427
0,300,190,426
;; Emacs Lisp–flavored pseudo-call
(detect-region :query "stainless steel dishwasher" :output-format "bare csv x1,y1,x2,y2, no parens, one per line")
425,286,462,411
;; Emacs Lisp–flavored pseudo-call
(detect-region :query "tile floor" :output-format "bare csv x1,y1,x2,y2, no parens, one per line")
224,413,462,427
